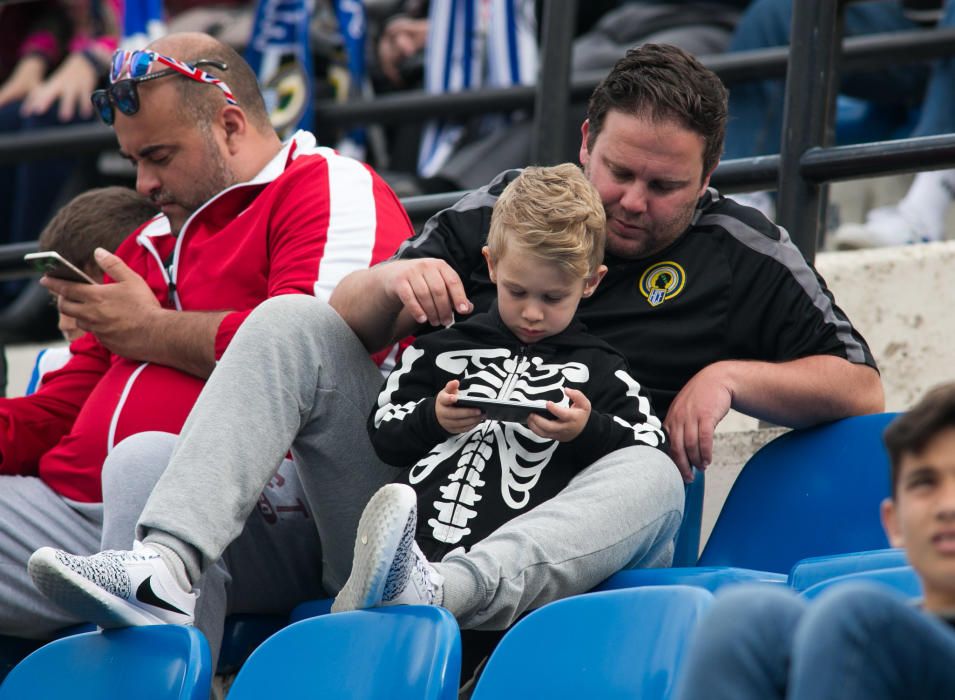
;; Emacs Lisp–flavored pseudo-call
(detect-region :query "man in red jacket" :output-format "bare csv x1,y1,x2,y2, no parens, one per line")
0,31,411,652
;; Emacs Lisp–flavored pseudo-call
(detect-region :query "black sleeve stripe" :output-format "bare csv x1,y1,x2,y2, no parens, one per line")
699,212,870,365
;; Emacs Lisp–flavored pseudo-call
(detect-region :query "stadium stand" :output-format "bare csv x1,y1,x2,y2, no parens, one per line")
0,0,953,694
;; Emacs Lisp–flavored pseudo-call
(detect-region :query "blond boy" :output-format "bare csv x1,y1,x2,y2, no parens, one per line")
333,163,668,615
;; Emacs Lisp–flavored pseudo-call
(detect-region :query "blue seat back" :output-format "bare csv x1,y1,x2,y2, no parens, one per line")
801,565,922,600
228,606,461,700
0,626,211,700
788,548,908,592
472,586,712,700
698,413,898,573
672,468,705,567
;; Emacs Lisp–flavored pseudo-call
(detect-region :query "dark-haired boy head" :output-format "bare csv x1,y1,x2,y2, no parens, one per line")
39,186,159,341
882,382,955,612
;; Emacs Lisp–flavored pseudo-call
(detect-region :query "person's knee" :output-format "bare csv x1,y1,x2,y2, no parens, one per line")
101,431,178,501
639,447,685,519
798,582,907,649
248,294,335,333
690,585,805,660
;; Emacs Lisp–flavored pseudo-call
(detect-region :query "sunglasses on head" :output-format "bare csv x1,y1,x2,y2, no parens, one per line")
91,49,239,125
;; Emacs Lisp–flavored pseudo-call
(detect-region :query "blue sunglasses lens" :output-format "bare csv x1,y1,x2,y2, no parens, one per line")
110,51,125,82
129,51,153,79
91,90,113,125
111,81,139,117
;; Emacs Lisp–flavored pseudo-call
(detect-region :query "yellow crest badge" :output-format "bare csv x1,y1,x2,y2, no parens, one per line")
639,262,686,307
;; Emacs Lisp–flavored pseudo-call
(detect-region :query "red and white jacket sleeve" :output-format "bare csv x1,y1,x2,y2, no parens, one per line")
213,149,413,359
0,333,109,475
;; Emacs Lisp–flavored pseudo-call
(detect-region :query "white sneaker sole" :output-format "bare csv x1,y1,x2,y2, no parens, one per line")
28,548,169,628
332,484,417,613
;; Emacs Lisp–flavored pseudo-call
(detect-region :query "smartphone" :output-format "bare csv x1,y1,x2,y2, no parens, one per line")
455,394,556,424
24,251,98,285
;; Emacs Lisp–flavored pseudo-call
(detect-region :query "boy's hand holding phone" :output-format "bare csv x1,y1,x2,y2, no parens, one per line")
436,379,485,434
527,388,591,442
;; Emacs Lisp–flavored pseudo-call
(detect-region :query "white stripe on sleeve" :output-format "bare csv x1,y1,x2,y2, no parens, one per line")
313,148,378,302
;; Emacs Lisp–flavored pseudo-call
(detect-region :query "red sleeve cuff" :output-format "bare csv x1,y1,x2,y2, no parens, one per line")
214,310,252,360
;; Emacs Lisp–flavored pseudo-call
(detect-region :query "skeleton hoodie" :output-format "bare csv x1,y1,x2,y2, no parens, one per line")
369,304,668,560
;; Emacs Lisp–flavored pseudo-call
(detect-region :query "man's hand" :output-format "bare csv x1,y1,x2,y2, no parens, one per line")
21,53,98,121
41,248,164,360
528,388,591,442
664,363,733,483
381,258,473,328
0,55,46,110
435,380,484,433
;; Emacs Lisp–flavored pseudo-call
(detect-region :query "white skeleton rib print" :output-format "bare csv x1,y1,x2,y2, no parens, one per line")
407,348,589,545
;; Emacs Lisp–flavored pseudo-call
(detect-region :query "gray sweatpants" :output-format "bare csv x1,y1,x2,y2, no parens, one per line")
100,434,323,666
0,476,101,637
135,295,684,632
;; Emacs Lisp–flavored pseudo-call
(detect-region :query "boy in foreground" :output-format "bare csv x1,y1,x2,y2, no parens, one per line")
675,382,955,699
333,163,667,613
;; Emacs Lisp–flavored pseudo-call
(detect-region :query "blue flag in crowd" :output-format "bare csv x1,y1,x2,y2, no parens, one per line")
419,0,538,178
245,0,315,137
332,0,367,158
121,0,165,48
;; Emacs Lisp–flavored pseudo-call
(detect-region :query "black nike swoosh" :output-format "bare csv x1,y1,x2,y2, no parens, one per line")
135,576,188,616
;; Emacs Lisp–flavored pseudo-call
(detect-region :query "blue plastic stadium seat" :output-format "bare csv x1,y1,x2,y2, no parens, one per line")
216,613,288,675
227,606,461,700
471,586,712,700
595,565,785,593
801,565,922,600
788,548,908,592
697,413,898,574
288,596,334,623
0,625,212,699
672,467,705,567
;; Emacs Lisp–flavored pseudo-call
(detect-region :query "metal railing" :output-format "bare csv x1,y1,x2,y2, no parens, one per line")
0,0,953,270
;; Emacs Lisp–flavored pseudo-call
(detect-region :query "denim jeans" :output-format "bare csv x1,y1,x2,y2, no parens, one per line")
675,582,955,700
723,0,954,159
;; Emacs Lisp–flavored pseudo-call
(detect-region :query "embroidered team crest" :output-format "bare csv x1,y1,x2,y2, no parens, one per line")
639,261,686,307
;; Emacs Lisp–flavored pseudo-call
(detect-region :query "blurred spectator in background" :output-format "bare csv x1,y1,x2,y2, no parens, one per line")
832,1,955,249
724,0,953,248
0,0,120,305
369,1,751,196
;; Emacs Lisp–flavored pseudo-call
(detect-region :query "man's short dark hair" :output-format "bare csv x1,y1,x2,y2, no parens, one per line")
586,43,728,179
884,382,955,495
39,187,160,270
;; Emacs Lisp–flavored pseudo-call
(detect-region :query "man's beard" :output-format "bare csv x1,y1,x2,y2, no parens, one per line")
159,140,238,235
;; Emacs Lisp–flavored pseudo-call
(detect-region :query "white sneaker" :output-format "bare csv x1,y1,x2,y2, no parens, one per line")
831,205,937,250
332,484,444,613
28,541,196,628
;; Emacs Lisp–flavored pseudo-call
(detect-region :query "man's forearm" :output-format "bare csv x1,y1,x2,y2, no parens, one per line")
138,309,230,379
723,355,885,428
329,266,409,352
